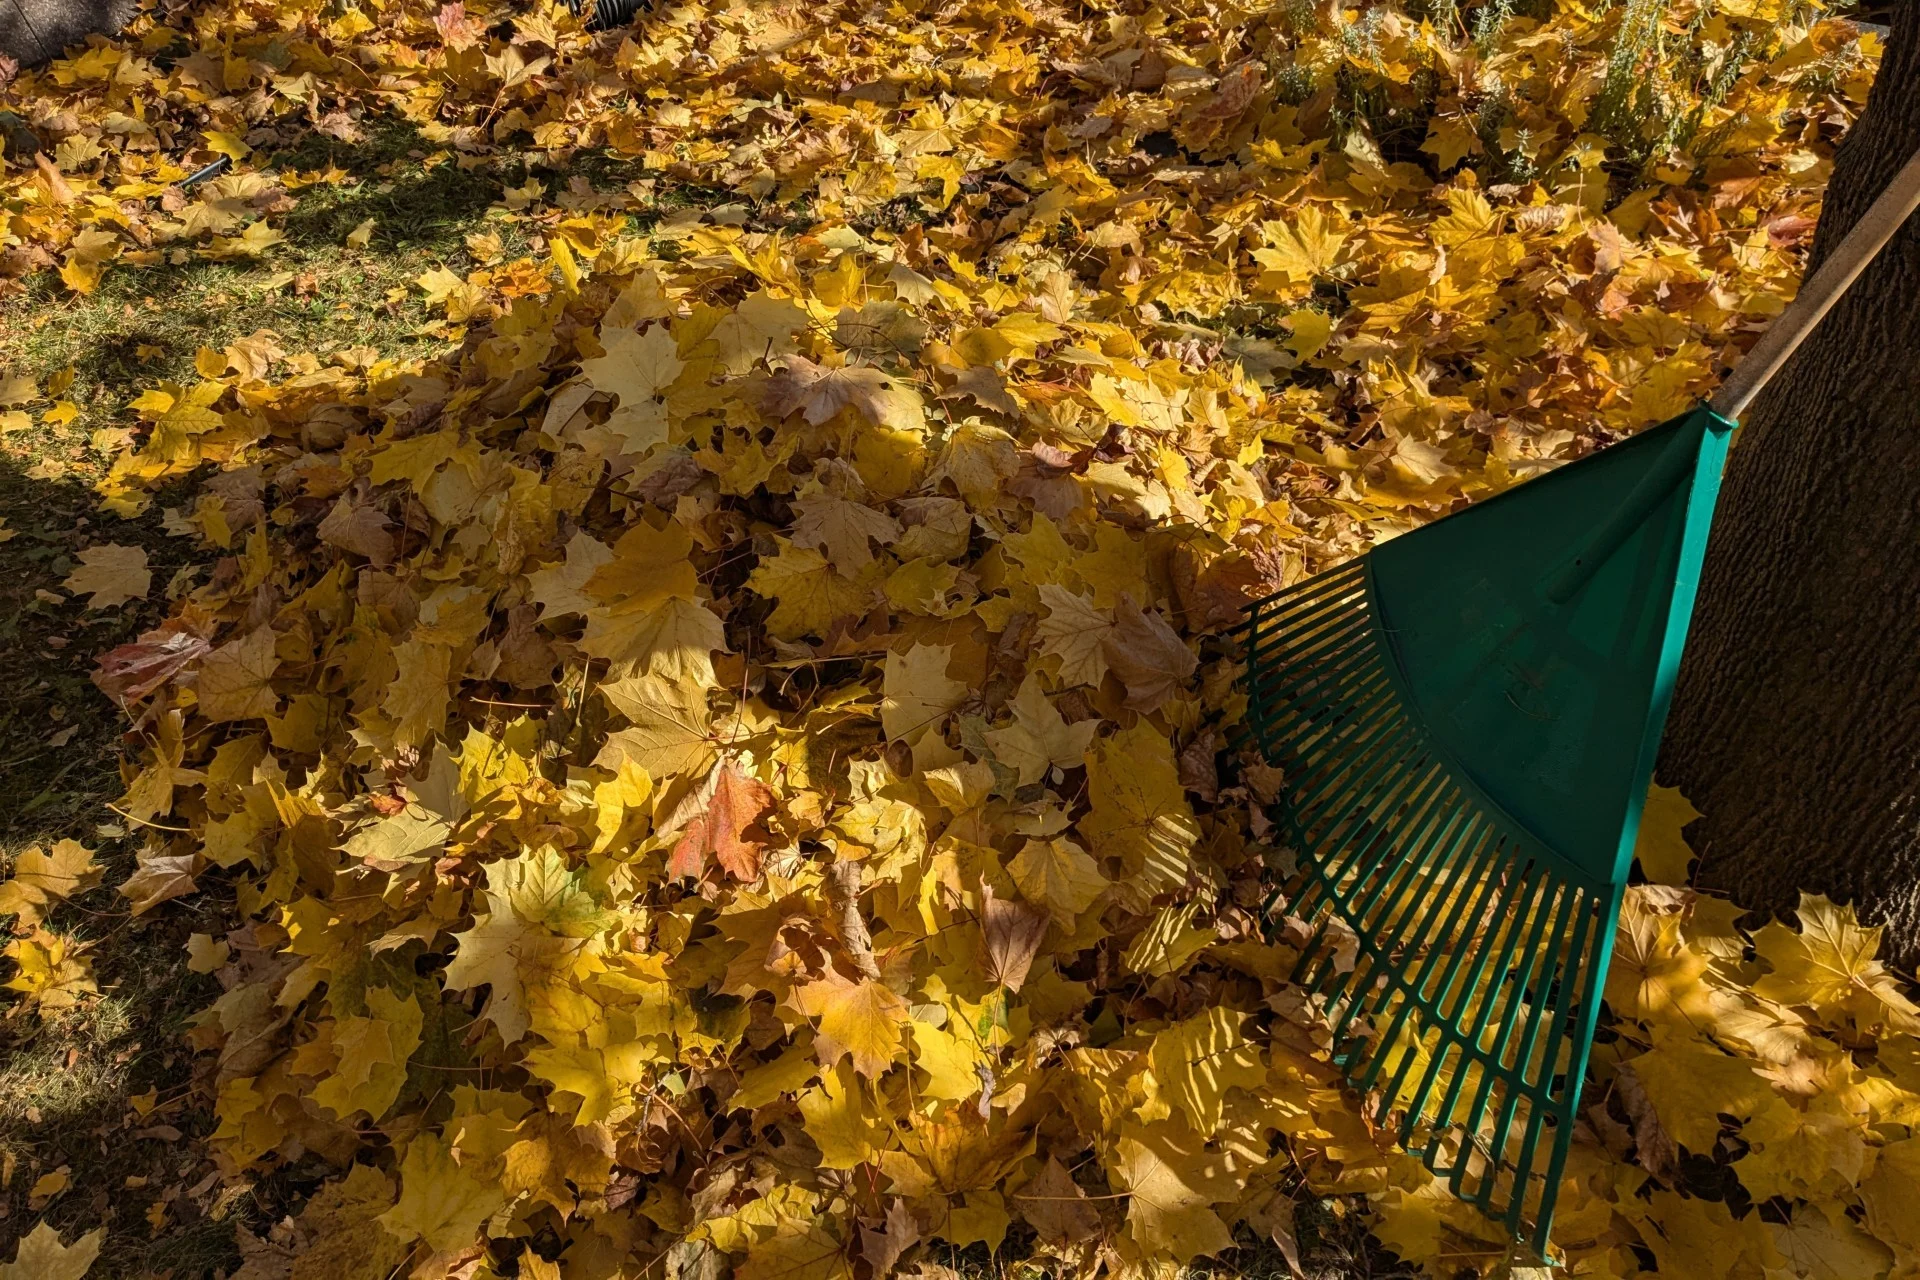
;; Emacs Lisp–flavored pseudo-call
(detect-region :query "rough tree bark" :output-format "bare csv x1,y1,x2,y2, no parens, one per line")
1659,6,1920,965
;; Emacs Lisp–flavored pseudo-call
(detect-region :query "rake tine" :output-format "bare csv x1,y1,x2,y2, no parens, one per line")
1244,403,1775,1252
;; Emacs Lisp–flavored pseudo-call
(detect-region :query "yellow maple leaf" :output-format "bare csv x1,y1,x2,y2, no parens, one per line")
1605,888,1722,1031
789,484,902,573
1739,1088,1866,1201
1007,836,1108,927
800,974,909,1078
1768,1209,1893,1280
194,626,281,722
0,1221,104,1280
1633,785,1701,885
1253,207,1349,290
984,674,1099,786
1860,1137,1920,1260
595,668,717,782
880,642,967,745
309,987,424,1122
1368,1180,1450,1270
748,539,880,641
444,871,591,1046
1078,724,1200,902
908,1018,991,1102
503,1113,616,1216
378,1131,506,1254
1148,1008,1266,1137
1122,903,1216,978
737,1222,854,1280
582,323,683,454
798,1058,885,1168
1034,584,1115,687
526,531,614,619
1754,894,1920,1035
1421,115,1483,169
1623,1039,1786,1151
524,1036,658,1126
0,839,100,927
62,543,150,609
1113,1130,1234,1262
1637,1186,1782,1276
285,1163,408,1280
712,292,808,373
383,639,453,752
3,930,97,1014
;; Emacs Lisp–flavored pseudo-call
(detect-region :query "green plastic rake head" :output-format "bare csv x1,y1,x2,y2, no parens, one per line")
1241,143,1920,1252
1244,405,1732,1253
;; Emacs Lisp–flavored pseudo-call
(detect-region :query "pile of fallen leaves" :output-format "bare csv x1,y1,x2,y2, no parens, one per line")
5,0,1914,1276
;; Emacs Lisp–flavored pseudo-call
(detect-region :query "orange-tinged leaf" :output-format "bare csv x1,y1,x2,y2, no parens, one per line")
668,758,775,881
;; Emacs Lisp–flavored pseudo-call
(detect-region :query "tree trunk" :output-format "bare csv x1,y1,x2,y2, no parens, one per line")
1659,6,1920,965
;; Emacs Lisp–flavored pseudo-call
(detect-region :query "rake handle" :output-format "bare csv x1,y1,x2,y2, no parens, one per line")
1711,146,1920,420
1550,145,1920,602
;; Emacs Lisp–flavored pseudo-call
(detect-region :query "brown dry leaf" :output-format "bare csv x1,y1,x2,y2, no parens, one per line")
859,1199,920,1278
1102,597,1197,713
194,627,281,722
118,852,197,915
92,629,210,707
1015,1155,1102,1246
764,355,923,429
979,888,1050,993
317,498,396,564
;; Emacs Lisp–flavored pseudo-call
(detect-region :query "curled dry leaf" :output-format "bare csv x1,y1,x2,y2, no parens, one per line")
92,628,210,707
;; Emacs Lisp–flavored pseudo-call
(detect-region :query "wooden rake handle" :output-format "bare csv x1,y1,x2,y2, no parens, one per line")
1711,146,1920,420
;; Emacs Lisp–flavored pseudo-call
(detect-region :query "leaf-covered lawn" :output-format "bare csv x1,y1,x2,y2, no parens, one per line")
0,1,1909,1278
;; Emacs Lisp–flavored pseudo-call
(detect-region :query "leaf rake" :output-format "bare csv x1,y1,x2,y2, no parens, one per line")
1244,147,1920,1255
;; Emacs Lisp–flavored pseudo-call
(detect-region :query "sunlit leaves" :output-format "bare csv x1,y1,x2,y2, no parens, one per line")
13,1,1894,1274
801,975,910,1080
1753,894,1920,1035
1078,725,1201,903
0,840,100,928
